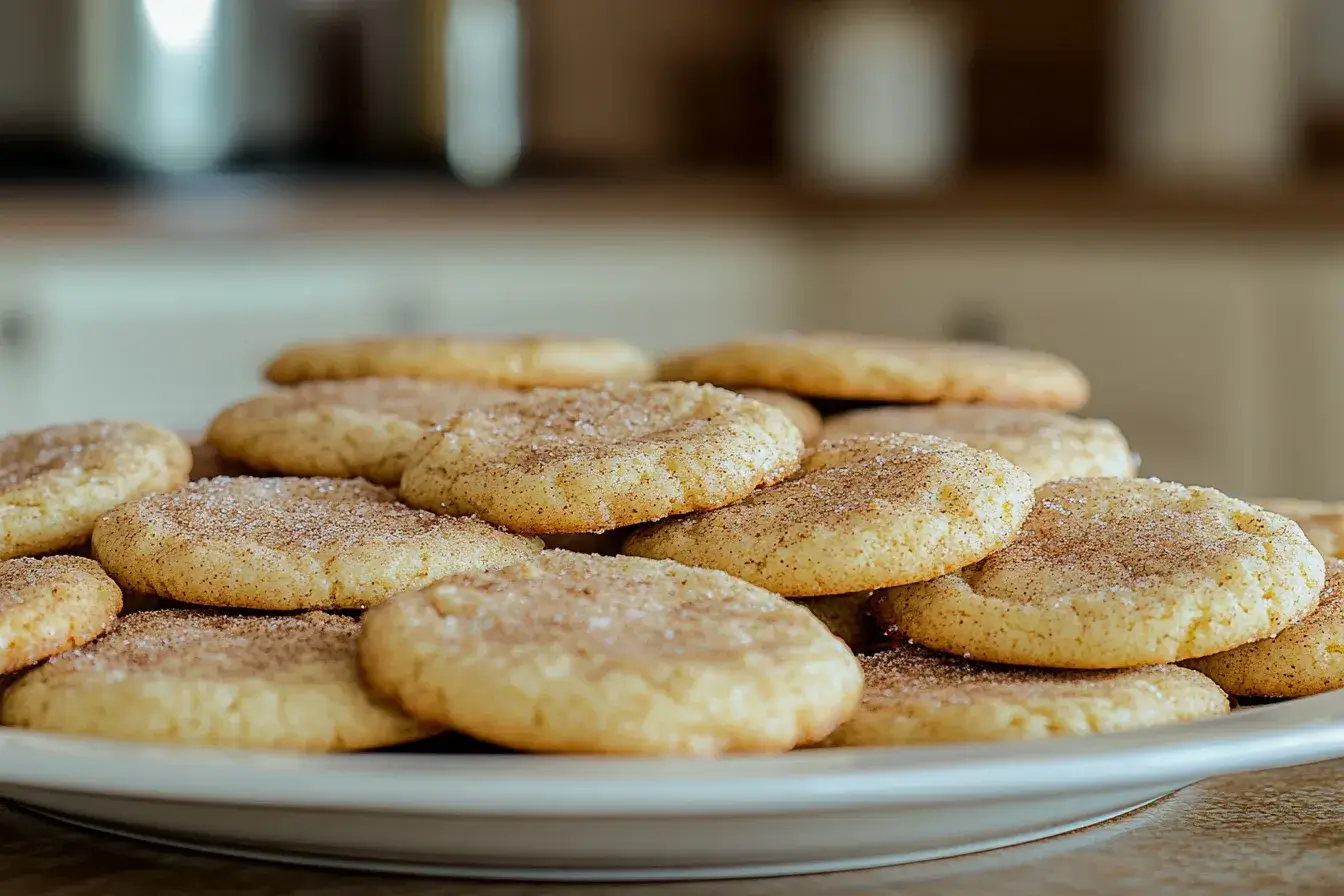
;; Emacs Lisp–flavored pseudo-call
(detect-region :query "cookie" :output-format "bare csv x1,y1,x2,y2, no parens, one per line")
2,610,438,751
738,390,823,444
0,422,192,560
623,434,1034,597
875,477,1325,669
817,641,1229,747
207,378,519,485
1185,558,1344,697
1250,499,1344,559
821,404,1135,485
0,556,122,674
399,383,804,534
264,333,654,388
658,333,1089,409
359,551,862,755
796,592,882,653
92,476,542,611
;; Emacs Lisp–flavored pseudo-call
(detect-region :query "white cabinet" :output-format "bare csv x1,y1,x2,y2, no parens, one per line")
817,232,1280,495
13,246,396,433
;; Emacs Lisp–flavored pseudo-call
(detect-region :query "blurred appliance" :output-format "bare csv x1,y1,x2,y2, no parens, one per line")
782,0,961,191
1115,0,1298,186
74,0,316,175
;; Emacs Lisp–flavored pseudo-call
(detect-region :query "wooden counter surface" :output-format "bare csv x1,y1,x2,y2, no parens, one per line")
4,759,1344,895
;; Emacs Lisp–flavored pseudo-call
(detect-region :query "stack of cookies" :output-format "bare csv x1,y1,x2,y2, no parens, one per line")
0,331,1334,756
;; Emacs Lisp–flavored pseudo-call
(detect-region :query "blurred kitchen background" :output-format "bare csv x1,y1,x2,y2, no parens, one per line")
0,0,1341,498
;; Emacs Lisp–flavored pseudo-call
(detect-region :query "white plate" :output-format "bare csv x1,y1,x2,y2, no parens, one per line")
2,692,1344,882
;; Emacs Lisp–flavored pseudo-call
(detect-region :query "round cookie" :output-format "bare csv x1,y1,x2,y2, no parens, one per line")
623,433,1035,597
0,422,192,560
0,556,122,674
875,477,1326,669
2,610,438,751
1185,558,1344,697
264,333,653,388
399,383,804,534
1250,499,1344,560
359,551,863,755
738,390,823,444
821,404,1135,485
796,592,882,653
207,378,519,485
817,641,1229,747
658,333,1089,409
92,476,542,611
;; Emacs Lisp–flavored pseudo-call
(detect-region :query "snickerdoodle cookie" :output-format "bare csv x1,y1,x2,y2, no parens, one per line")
0,422,191,560
2,610,437,751
264,333,654,388
1186,558,1344,697
0,556,121,674
399,383,804,534
623,434,1034,597
821,404,1135,485
1250,499,1344,559
658,333,1089,409
207,377,518,485
817,641,1229,747
359,551,862,755
738,390,823,444
876,478,1325,669
92,476,541,611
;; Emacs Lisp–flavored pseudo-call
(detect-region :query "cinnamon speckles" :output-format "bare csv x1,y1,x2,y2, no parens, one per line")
0,421,192,560
398,383,804,534
816,640,1230,747
358,551,862,755
623,433,1035,597
876,478,1327,669
0,555,122,675
91,476,542,611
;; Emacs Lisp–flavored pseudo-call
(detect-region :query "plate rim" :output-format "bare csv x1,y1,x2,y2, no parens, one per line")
0,691,1341,817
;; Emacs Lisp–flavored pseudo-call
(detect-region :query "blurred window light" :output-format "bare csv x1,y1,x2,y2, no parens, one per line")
141,0,218,53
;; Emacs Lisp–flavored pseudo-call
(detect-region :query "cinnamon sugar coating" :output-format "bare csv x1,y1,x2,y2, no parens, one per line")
1250,498,1344,560
92,476,542,611
817,640,1229,746
0,555,122,674
0,421,192,560
359,551,862,754
623,433,1034,597
207,377,518,484
822,403,1135,485
399,383,804,534
658,332,1089,409
737,390,823,444
1187,559,1344,697
876,477,1326,669
2,609,438,751
264,333,654,388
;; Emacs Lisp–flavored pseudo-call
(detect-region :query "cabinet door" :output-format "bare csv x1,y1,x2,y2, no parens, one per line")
821,234,1274,495
26,250,394,432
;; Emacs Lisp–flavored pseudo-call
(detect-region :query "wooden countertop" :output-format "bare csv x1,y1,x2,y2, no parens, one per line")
9,175,1344,242
5,759,1344,895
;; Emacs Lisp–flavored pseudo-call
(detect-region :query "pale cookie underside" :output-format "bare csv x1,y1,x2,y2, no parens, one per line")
1185,559,1344,697
623,433,1035,597
398,383,804,534
359,551,862,755
264,334,655,388
817,642,1230,746
0,555,122,675
876,478,1326,668
91,476,542,610
658,333,1090,409
0,422,192,560
1,610,437,752
206,378,519,485
821,404,1135,485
